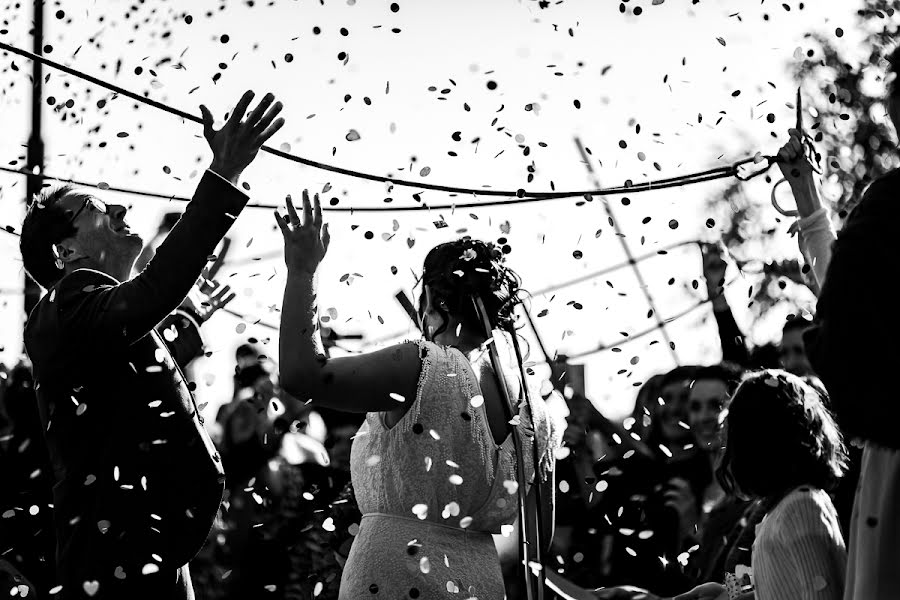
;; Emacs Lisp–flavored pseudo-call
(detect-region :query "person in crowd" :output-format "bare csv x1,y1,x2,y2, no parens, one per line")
318,408,364,473
191,365,344,600
702,244,750,367
590,364,754,600
0,360,55,594
678,364,753,584
778,316,814,377
275,191,563,597
565,366,711,596
314,408,365,571
678,370,848,600
133,212,180,274
628,373,665,440
746,343,781,370
702,242,821,376
553,389,630,589
18,90,284,599
650,365,702,461
772,90,894,599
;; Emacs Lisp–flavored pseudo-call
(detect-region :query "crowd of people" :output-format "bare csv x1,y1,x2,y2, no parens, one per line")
1,46,899,600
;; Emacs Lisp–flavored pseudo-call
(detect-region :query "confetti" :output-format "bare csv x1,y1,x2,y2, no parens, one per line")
82,581,99,597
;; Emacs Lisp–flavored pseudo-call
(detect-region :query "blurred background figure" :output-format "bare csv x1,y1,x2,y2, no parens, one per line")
0,359,55,596
133,211,182,274
778,316,814,376
194,345,358,599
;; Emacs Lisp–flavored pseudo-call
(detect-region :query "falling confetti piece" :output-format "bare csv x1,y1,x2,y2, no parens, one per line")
82,581,99,597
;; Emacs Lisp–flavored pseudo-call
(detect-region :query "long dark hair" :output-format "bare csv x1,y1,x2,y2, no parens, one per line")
418,237,523,339
716,369,847,501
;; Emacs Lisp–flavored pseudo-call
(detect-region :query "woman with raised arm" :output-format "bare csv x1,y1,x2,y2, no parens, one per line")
275,191,563,598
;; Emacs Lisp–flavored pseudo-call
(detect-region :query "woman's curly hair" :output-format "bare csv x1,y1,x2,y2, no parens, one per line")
716,369,848,501
418,237,524,337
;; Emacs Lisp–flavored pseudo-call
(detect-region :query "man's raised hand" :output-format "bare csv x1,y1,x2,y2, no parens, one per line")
200,90,285,185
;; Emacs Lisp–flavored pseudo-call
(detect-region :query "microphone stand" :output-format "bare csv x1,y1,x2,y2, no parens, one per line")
472,296,544,600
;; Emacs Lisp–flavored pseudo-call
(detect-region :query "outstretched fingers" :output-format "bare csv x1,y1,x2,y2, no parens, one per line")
199,105,215,141
322,222,331,251
254,100,283,137
274,210,291,236
313,192,323,228
245,93,275,131
224,90,256,131
212,284,235,308
286,193,302,225
302,190,314,226
256,117,286,146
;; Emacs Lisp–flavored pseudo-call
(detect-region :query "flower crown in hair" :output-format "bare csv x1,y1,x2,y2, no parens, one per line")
439,238,503,291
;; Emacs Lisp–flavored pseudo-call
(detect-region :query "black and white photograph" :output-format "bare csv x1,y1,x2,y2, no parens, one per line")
1,0,898,598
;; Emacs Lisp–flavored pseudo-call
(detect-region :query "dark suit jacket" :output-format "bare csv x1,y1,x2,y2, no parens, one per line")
805,168,900,449
24,171,247,599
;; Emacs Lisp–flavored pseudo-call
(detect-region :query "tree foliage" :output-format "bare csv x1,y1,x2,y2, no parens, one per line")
708,0,900,330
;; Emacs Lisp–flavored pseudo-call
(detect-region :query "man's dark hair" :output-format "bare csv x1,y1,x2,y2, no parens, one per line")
716,370,847,501
19,185,80,289
691,363,744,397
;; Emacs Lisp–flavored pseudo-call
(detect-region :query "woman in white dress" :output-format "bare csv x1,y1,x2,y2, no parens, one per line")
275,191,563,599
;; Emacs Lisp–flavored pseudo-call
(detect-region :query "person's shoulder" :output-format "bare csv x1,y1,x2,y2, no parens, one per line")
24,270,115,340
773,487,837,530
57,268,119,293
405,338,455,366
854,169,900,217
864,168,900,196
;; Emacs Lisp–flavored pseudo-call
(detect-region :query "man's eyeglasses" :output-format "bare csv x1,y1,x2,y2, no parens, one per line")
68,197,109,225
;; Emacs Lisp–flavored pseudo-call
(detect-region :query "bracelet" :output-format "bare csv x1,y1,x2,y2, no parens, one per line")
724,572,753,600
724,573,741,599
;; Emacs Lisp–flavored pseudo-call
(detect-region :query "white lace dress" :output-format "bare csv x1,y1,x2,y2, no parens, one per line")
340,339,562,599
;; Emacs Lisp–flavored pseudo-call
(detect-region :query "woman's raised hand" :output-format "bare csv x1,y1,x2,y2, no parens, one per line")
776,127,815,184
275,189,330,274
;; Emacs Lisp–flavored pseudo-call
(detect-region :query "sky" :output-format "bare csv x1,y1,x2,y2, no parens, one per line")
0,0,864,420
